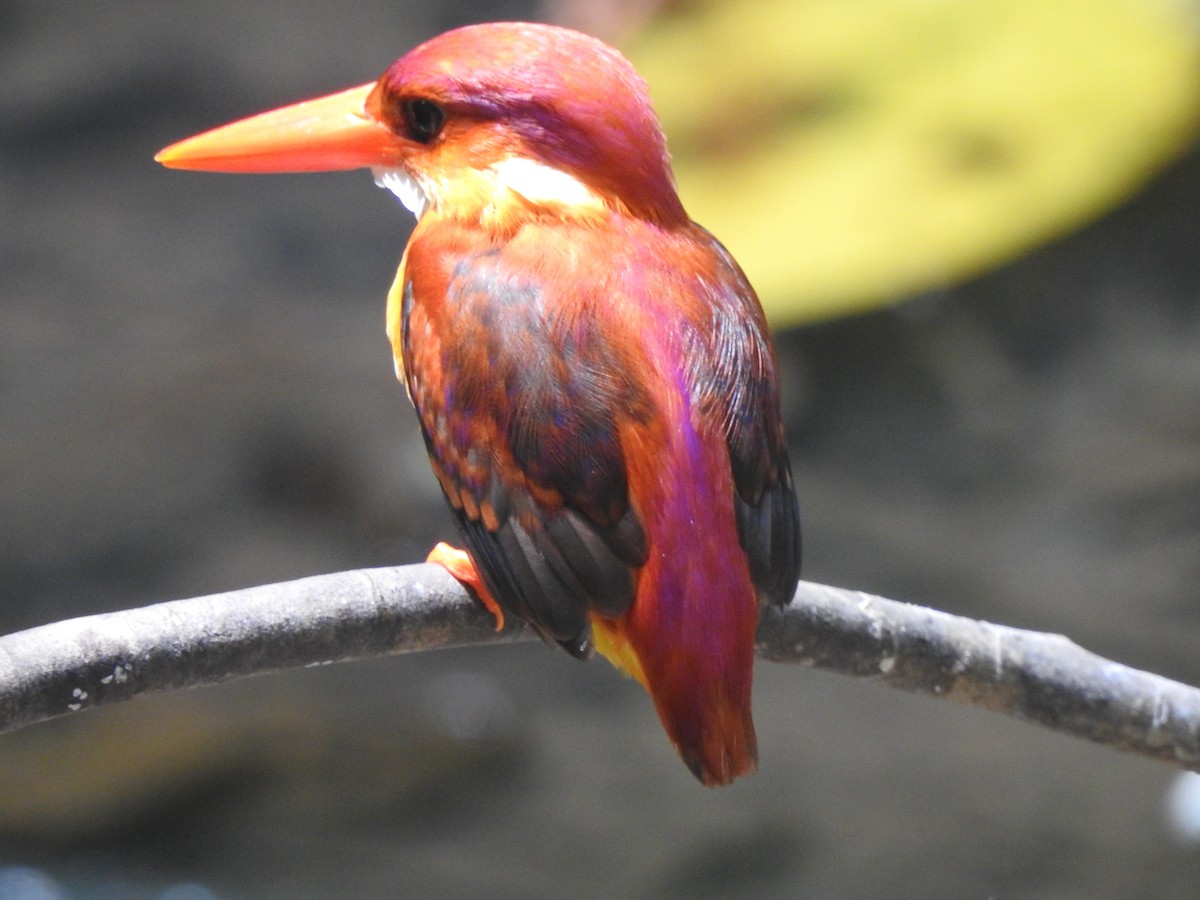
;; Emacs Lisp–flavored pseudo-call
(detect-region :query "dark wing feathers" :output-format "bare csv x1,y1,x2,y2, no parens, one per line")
404,248,648,654
685,248,801,608
546,510,644,617
404,227,799,656
733,462,800,605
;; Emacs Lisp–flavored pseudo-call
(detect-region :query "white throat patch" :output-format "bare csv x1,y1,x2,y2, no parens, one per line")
373,168,429,220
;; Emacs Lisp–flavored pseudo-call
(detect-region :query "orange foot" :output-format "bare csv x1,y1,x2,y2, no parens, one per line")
426,542,505,631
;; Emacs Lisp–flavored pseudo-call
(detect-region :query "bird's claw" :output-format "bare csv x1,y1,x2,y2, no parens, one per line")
426,541,505,630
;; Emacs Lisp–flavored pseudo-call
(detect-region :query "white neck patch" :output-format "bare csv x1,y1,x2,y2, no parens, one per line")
372,157,604,221
373,168,429,220
490,157,604,211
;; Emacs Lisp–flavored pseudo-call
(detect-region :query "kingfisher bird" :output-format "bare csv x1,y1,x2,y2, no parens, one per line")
157,21,800,786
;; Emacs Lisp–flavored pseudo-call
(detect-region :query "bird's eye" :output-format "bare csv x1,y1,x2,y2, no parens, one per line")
402,98,445,144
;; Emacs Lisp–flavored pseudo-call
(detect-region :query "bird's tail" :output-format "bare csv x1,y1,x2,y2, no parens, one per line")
590,507,760,787
593,376,764,786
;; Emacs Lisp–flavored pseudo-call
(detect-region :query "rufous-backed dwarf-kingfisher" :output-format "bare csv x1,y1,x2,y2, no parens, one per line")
156,21,800,787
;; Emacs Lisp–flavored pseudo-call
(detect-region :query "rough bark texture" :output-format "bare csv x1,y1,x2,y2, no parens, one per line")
3,567,1198,771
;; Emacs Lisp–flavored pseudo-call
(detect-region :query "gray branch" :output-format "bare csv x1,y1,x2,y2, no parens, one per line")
1,565,1198,770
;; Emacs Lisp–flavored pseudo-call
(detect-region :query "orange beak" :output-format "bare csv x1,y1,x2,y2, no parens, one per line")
155,82,402,173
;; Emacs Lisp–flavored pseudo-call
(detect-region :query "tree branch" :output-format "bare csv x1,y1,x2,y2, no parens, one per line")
1,565,1197,770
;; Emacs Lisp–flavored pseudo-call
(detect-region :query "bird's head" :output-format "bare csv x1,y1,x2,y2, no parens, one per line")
156,22,686,226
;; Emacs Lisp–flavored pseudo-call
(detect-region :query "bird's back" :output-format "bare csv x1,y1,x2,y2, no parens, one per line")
396,211,799,784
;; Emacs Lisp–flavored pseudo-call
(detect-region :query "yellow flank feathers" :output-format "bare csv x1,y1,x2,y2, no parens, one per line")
589,615,649,689
385,256,408,388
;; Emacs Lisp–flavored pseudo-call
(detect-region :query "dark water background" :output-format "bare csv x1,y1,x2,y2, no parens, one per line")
3,2,1200,896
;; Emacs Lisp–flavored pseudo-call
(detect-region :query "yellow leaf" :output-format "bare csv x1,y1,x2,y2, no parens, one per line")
629,0,1200,324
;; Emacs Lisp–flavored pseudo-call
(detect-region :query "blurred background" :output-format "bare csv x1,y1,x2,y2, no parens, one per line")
3,0,1200,896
